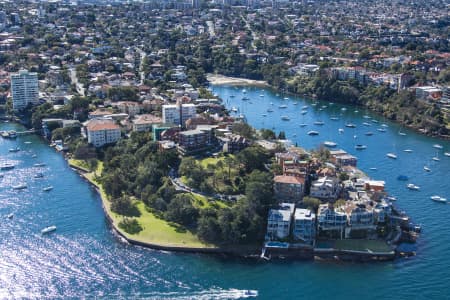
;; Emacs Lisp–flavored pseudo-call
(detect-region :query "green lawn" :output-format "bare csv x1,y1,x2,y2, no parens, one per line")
68,158,91,172
75,160,215,248
334,239,393,253
189,193,229,209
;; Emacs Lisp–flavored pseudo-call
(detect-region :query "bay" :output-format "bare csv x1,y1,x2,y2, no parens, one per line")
1,81,449,299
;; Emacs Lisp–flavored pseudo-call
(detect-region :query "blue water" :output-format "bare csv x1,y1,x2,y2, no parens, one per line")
1,82,449,299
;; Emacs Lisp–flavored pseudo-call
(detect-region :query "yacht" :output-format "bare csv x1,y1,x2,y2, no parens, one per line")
407,183,420,191
371,119,379,123
302,106,309,110
31,154,37,158
386,153,397,159
362,122,371,126
43,186,53,192
259,94,264,97
7,213,13,219
313,121,325,126
345,123,356,128
0,163,15,170
283,97,289,100
432,156,440,162
301,110,308,115
41,225,57,234
12,183,27,190
445,152,450,157
423,166,431,172
330,116,339,121
9,147,20,152
231,107,238,112
355,144,367,150
398,131,407,136
307,131,319,136
34,163,46,167
267,108,274,112
281,116,290,121
24,141,32,144
323,141,337,148
338,128,344,134
279,104,287,109
403,149,413,153
363,115,371,119
377,128,386,132
431,196,447,203
381,124,388,128
365,131,374,136
299,123,308,127
433,144,443,150
369,167,378,171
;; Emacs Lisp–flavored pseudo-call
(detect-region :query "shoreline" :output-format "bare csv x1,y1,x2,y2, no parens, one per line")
207,73,269,87
207,74,449,141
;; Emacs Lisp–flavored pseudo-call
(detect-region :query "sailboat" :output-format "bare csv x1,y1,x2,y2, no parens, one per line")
432,151,440,161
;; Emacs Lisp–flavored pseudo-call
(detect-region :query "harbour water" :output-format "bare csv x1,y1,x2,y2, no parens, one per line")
1,83,450,298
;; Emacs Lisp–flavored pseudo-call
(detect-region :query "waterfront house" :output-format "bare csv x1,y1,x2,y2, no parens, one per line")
266,203,295,240
330,149,357,167
339,203,376,238
86,119,121,147
293,208,316,246
317,204,347,239
274,175,305,203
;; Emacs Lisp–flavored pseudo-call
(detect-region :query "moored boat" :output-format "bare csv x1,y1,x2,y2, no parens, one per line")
323,141,337,148
278,104,287,109
41,225,57,234
365,131,374,136
355,144,367,150
12,183,27,190
433,144,443,150
430,196,447,203
0,163,15,170
43,186,53,192
9,147,20,152
407,183,420,190
307,131,319,136
34,163,46,167
386,153,397,159
403,149,413,153
423,166,431,172
281,116,290,121
444,152,450,157
313,121,325,125
345,123,356,128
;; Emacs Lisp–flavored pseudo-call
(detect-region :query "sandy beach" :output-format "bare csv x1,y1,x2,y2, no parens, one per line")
207,73,268,86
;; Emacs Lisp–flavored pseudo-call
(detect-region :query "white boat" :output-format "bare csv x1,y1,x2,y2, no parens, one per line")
43,186,53,192
41,225,57,234
363,115,371,119
386,196,397,201
9,147,20,152
362,122,371,126
242,89,247,93
34,172,44,178
372,119,379,123
399,131,407,136
407,183,420,191
301,106,308,110
377,128,386,132
259,94,264,97
7,213,13,219
345,123,356,128
283,97,289,100
423,166,431,172
433,144,443,149
299,123,308,127
324,141,337,148
307,131,319,136
34,163,46,167
0,163,15,170
444,152,450,157
341,107,347,111
279,105,287,109
403,149,413,153
293,102,298,105
12,183,27,190
432,156,440,162
24,141,32,144
431,195,447,203
281,116,290,121
365,132,374,136
330,116,339,121
301,110,308,115
369,167,377,171
381,124,388,128
355,144,367,150
386,153,397,159
231,107,238,112
31,154,37,158
338,128,344,134
313,121,325,125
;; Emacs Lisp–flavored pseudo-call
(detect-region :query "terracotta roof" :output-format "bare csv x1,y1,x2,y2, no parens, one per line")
274,175,305,184
87,120,120,131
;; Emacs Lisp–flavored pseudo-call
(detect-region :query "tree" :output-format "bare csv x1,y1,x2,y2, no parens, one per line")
302,196,321,212
165,194,198,226
197,208,221,242
111,195,140,217
118,218,143,234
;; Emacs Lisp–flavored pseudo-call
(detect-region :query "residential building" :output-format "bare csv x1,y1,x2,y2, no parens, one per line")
10,69,39,110
162,103,196,127
330,149,357,167
310,176,341,200
293,208,316,245
274,175,305,203
132,114,162,132
266,203,295,240
86,119,121,147
317,204,347,238
177,127,215,155
221,134,249,153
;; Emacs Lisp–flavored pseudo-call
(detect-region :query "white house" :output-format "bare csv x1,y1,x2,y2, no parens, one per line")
293,208,316,245
86,119,121,147
266,203,295,240
317,204,347,238
310,176,341,200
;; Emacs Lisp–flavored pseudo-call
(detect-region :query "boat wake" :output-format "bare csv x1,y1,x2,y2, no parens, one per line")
130,288,259,299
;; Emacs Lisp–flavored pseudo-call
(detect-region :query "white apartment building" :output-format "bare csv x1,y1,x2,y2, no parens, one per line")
310,176,341,200
266,203,295,240
162,103,196,126
10,69,39,110
86,119,121,147
293,208,316,245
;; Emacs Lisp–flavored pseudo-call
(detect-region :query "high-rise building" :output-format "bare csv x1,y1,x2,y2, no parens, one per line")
10,69,39,110
162,103,196,127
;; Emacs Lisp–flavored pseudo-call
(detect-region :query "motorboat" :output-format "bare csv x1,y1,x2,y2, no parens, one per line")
371,119,379,123
313,121,325,126
403,149,413,153
444,152,450,157
41,225,57,234
43,186,53,192
281,116,290,121
262,114,267,117
407,183,420,190
338,128,344,134
259,94,264,97
377,128,386,132
299,123,308,127
301,110,308,115
432,156,440,162
302,106,308,110
369,167,378,171
399,131,407,136
345,123,356,128
283,97,289,100
293,102,298,105
32,154,37,158
278,105,287,109
381,124,388,128
324,141,337,148
9,147,20,152
307,131,319,136
341,107,347,111
34,172,44,178
24,141,32,144
423,166,431,172
433,144,443,150
267,108,274,112
12,183,27,190
242,96,249,101
231,107,238,112
330,116,339,121
386,196,397,201
7,213,13,219
362,122,371,126
34,163,46,167
363,115,371,119
355,144,367,150
431,195,447,203
386,153,397,159
365,132,374,136
0,163,15,170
